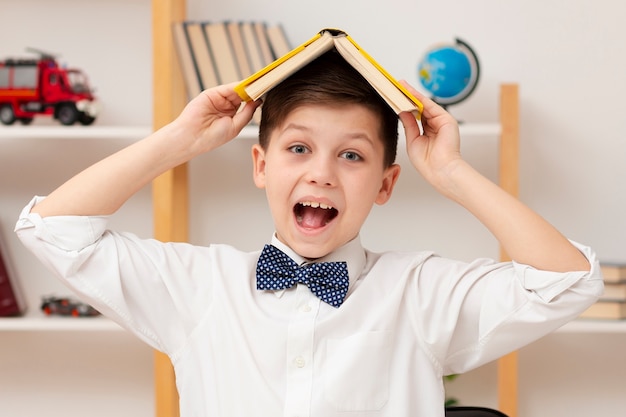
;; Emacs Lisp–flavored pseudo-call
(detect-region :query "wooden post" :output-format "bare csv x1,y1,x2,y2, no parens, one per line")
497,83,520,417
152,0,186,416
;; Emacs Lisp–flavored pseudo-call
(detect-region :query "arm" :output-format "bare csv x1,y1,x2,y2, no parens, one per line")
31,84,260,218
399,83,589,273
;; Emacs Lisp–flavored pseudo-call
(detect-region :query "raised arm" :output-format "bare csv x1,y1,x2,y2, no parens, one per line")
31,84,260,218
399,83,589,273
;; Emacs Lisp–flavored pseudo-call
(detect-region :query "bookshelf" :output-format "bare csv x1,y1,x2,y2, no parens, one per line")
3,1,618,417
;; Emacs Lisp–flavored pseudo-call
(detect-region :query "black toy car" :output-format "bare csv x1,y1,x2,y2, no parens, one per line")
40,296,100,317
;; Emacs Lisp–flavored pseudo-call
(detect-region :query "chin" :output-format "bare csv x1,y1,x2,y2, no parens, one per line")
282,236,335,260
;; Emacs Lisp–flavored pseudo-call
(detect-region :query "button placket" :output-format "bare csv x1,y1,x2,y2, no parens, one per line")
283,284,320,416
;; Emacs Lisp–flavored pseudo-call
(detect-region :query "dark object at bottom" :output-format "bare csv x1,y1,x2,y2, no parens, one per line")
40,296,100,317
445,406,510,417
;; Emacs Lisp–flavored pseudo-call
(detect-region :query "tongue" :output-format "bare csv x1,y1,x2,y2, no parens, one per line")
299,206,330,229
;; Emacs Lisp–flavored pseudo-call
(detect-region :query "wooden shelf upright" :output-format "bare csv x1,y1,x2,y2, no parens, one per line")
152,0,186,416
497,83,520,417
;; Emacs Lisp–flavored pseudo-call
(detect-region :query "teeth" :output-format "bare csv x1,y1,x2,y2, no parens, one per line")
300,201,332,210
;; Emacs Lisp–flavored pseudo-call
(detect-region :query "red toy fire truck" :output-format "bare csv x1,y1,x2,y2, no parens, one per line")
0,49,98,125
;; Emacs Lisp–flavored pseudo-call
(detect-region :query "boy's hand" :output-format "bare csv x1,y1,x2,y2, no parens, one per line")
398,82,462,195
170,83,261,156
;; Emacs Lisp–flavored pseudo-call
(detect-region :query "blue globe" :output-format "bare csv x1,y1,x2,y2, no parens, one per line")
418,39,480,108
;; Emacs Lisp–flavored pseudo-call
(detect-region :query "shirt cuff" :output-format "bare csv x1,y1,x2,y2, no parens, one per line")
513,240,603,303
15,195,110,252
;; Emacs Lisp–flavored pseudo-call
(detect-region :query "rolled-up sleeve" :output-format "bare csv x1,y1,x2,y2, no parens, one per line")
513,241,602,303
15,196,214,355
415,241,604,375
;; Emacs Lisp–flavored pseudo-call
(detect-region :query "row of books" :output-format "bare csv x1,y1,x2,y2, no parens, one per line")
579,263,626,320
173,20,292,101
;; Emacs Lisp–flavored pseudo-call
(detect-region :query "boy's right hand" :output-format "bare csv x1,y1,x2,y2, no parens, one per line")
169,83,261,157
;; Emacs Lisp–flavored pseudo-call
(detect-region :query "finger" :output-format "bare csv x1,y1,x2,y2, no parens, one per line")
399,80,447,120
399,111,421,142
232,100,261,131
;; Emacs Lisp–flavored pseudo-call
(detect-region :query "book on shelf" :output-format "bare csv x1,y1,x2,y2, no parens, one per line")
579,300,626,320
0,228,26,317
203,21,242,84
265,24,292,59
226,21,253,79
601,282,626,301
600,262,626,283
240,21,266,73
234,28,424,119
183,22,220,92
172,22,203,99
253,22,275,68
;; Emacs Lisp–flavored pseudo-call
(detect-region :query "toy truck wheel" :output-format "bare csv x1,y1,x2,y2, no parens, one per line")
78,113,96,125
56,103,79,125
0,105,16,125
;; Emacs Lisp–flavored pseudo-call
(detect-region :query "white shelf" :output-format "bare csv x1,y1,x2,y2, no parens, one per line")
0,125,152,140
557,319,626,334
459,122,501,137
0,123,497,142
0,312,124,332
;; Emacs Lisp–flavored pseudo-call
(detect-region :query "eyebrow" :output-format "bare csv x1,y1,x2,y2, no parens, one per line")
280,123,376,145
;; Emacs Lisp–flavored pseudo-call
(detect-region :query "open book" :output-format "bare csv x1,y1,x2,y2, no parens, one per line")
235,28,423,119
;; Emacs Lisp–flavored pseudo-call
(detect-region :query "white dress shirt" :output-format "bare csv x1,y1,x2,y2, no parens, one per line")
15,196,603,417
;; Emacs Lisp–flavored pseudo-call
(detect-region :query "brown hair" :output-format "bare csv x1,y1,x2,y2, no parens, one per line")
258,50,399,167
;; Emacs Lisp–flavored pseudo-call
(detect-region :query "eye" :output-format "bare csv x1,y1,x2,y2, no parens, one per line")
340,151,362,161
288,144,309,154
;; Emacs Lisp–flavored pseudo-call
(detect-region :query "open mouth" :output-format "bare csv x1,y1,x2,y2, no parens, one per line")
294,201,338,229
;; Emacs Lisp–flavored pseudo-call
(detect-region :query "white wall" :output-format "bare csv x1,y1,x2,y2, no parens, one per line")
1,0,625,416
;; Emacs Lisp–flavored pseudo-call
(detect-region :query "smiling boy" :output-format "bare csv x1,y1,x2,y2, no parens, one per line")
15,50,602,416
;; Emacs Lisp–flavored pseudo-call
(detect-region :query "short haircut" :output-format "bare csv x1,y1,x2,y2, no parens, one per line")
258,50,399,168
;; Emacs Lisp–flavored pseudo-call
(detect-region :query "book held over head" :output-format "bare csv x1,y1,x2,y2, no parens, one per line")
235,28,424,120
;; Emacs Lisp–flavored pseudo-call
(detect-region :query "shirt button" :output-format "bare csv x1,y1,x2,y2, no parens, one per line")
300,304,312,313
294,356,306,368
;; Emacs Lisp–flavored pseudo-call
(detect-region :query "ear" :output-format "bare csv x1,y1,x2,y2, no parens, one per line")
251,143,267,189
375,163,401,205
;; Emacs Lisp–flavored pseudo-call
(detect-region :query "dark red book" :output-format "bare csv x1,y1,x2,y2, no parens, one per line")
0,233,26,316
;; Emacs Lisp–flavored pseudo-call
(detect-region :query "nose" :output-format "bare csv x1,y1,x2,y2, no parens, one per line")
305,153,337,187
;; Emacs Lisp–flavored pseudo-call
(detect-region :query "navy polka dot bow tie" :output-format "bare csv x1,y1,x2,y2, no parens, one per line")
256,244,350,308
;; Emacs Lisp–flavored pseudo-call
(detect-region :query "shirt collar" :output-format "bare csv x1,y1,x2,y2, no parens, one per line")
269,233,367,294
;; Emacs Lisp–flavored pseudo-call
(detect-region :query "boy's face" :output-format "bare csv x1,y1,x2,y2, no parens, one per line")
252,103,401,259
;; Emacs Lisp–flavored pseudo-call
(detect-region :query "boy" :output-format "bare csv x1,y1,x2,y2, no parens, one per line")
15,51,602,416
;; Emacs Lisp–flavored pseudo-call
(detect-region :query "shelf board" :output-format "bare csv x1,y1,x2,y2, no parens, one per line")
0,313,124,332
459,122,501,136
0,125,152,140
557,319,626,334
0,123,500,142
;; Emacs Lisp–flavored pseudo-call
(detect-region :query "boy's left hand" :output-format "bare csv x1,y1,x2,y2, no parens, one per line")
398,82,463,194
